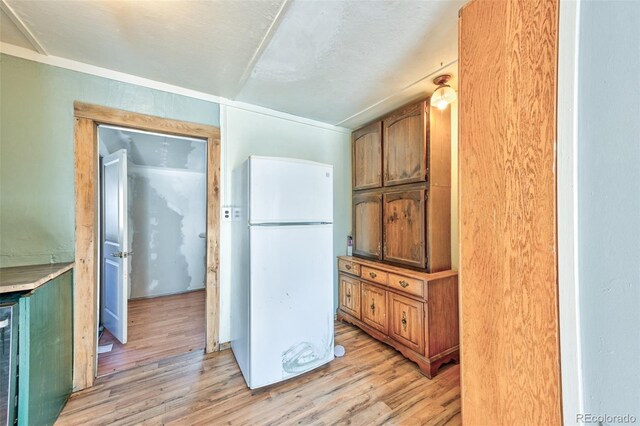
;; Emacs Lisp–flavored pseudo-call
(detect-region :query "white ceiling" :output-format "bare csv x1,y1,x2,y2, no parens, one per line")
0,8,31,49
0,0,463,129
99,126,206,173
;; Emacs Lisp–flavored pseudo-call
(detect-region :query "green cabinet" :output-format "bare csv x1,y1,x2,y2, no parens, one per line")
17,270,73,426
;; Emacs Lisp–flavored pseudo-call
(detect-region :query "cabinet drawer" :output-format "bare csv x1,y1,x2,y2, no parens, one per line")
388,292,424,354
339,274,361,319
361,266,388,286
388,273,424,298
338,259,360,276
361,283,387,334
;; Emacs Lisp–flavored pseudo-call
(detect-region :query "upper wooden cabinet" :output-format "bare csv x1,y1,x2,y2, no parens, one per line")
353,192,382,260
383,101,428,187
350,98,451,272
352,121,383,190
383,189,426,269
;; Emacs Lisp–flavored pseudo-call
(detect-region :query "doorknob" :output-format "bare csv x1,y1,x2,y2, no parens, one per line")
112,251,134,258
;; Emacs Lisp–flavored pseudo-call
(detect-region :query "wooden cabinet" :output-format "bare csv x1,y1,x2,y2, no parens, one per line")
18,269,73,426
361,283,387,333
337,256,458,378
0,266,73,426
350,98,451,272
352,121,382,190
383,101,427,187
383,189,426,268
338,274,361,320
388,292,424,354
353,192,382,260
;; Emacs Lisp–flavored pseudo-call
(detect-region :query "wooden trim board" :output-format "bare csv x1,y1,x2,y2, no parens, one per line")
73,102,221,391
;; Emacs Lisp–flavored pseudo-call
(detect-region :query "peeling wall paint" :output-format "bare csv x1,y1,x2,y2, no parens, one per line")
128,165,206,299
0,54,219,267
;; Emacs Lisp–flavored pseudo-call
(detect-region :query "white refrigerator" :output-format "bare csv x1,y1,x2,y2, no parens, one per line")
231,156,335,389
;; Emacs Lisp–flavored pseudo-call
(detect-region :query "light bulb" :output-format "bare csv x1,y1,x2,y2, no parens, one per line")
430,85,457,110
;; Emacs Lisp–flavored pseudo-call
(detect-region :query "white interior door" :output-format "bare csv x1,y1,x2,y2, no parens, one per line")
101,149,129,344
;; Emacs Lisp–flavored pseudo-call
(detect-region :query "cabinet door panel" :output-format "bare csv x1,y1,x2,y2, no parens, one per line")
361,283,387,333
339,274,361,319
383,190,426,268
389,292,424,354
353,192,382,260
353,121,382,190
383,101,427,186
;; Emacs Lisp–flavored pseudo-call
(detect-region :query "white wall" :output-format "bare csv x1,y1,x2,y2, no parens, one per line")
576,0,640,420
218,105,351,342
128,165,207,299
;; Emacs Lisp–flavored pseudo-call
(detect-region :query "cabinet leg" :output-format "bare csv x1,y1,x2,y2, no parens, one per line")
416,360,433,379
429,352,460,377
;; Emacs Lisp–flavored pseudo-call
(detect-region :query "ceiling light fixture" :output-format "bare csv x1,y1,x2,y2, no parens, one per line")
430,74,457,110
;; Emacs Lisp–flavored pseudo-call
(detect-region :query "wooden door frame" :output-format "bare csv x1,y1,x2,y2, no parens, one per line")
73,102,221,391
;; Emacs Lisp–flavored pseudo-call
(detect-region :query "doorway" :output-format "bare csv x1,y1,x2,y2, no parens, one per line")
96,126,208,376
73,102,220,390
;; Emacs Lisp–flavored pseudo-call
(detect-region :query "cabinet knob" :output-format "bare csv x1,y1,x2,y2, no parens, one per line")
369,272,377,279
401,311,407,331
399,280,409,288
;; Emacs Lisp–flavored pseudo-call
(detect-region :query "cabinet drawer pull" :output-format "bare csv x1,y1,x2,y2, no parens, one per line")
369,272,377,279
345,264,352,270
346,290,351,300
399,280,409,288
370,301,376,313
401,311,407,331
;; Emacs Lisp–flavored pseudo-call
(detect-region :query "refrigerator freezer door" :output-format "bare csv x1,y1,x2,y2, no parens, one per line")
248,224,334,389
249,157,333,224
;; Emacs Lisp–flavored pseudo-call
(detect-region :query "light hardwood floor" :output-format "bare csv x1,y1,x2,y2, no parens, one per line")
97,290,205,377
59,322,460,425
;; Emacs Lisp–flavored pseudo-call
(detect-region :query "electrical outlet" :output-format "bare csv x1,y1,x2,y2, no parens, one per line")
222,207,232,222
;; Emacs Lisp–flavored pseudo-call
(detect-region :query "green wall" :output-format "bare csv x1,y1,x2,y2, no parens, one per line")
0,54,220,267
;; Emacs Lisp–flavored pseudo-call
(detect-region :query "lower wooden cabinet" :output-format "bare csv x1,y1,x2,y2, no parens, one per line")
339,274,361,320
388,292,424,354
361,283,387,334
337,256,459,378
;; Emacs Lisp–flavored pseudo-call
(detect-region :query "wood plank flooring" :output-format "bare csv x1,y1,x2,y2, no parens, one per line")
59,322,460,425
97,290,205,377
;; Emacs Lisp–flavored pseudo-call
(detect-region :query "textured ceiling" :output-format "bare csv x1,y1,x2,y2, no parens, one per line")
4,0,286,98
1,0,463,128
99,126,206,173
236,0,463,126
